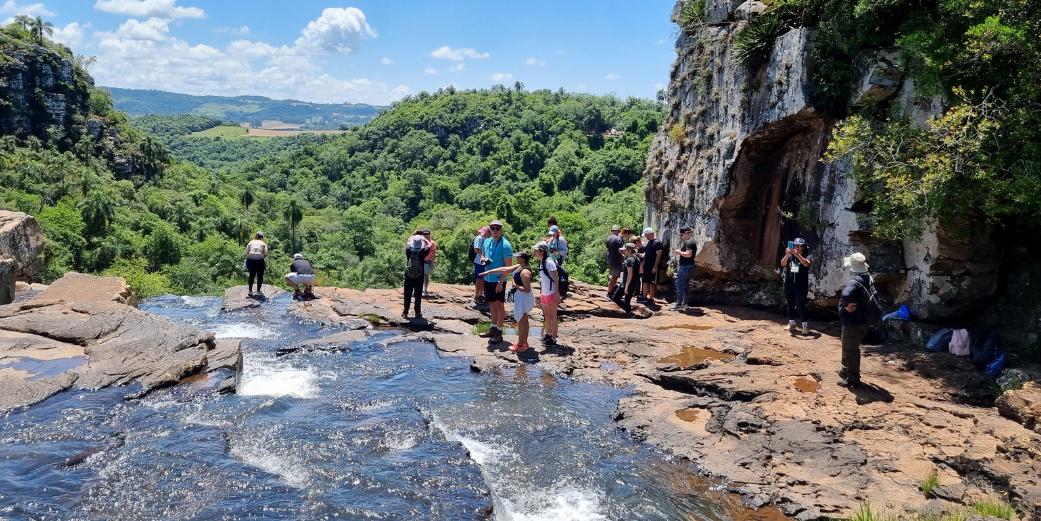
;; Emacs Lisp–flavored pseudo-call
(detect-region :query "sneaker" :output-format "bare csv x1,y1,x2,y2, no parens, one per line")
479,327,497,338
543,335,557,346
415,313,423,320
669,302,683,311
491,332,504,344
401,310,408,319
787,322,797,333
801,325,810,335
509,342,527,352
423,290,430,297
837,375,860,388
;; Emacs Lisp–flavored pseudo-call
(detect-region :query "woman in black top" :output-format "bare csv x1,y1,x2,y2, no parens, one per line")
780,237,813,334
610,243,641,316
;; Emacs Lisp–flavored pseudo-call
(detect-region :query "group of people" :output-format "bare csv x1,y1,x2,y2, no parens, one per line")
244,219,879,388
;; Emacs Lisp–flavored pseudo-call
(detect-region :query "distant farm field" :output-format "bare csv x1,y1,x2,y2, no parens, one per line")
191,125,248,137
190,125,346,138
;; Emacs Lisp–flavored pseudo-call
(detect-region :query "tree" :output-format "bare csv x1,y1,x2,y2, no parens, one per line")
79,190,116,237
239,190,254,210
12,15,32,32
138,137,170,181
30,16,53,44
284,199,303,253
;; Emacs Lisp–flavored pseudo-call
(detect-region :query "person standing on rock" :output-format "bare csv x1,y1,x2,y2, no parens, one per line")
639,228,664,305
605,225,625,296
403,231,431,319
838,252,871,387
472,226,490,305
671,226,697,311
547,224,568,266
534,241,560,346
285,253,316,301
422,229,437,297
480,251,534,352
479,220,512,344
610,243,640,316
244,232,268,297
781,237,813,334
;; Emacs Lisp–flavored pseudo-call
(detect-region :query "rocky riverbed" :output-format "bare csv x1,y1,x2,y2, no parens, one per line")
287,281,1041,520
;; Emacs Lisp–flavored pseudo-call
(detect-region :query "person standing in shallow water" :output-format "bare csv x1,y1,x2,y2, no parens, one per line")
780,237,813,334
671,226,696,311
244,231,268,297
838,252,871,387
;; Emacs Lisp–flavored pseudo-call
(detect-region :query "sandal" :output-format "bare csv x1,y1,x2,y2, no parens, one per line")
509,342,527,352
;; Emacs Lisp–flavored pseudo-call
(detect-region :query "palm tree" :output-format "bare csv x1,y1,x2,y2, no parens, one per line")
30,16,53,44
79,190,116,237
12,15,32,33
240,190,254,210
284,200,303,253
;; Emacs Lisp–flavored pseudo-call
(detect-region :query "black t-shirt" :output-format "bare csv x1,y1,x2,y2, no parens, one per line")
605,235,624,265
290,259,314,275
621,256,641,290
642,239,664,271
678,238,697,267
783,253,812,288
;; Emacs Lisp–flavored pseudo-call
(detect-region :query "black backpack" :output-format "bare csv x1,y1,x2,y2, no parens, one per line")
405,248,425,279
852,278,883,324
542,261,570,300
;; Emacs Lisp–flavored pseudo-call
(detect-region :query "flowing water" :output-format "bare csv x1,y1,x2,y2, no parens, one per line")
0,294,747,520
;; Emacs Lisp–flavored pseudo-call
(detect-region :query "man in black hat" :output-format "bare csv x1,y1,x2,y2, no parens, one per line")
671,226,697,310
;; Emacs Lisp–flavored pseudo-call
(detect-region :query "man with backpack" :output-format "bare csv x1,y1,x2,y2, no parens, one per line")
403,231,431,319
837,252,880,387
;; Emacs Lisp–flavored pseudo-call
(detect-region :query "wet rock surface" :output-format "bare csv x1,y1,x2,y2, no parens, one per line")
284,281,1041,519
0,274,242,411
222,284,284,312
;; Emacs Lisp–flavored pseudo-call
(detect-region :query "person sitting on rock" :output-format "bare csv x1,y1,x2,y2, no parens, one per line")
781,237,813,334
610,243,640,316
285,253,316,301
403,231,431,320
244,231,268,297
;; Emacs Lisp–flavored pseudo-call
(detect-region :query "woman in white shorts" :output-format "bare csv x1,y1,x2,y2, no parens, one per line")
479,251,534,352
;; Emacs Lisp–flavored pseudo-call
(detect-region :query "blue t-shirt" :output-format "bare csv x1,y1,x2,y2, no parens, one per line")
481,236,513,282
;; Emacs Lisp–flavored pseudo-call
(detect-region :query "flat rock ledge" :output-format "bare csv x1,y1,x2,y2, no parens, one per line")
222,284,285,312
283,282,1041,520
1,273,243,411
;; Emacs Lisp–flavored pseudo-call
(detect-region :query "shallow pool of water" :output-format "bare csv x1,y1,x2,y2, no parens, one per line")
0,294,747,520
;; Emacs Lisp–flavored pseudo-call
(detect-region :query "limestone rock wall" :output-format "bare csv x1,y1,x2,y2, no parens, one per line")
645,0,1022,338
0,211,45,305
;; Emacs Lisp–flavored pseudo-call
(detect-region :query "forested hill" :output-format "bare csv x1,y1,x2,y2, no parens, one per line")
105,87,383,129
2,20,664,297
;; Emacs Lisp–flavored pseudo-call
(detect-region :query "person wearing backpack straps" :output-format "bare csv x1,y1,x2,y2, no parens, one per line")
837,252,873,388
533,241,560,347
402,231,431,319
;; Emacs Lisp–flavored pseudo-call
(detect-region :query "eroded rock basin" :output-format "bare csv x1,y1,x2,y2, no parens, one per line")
0,293,756,520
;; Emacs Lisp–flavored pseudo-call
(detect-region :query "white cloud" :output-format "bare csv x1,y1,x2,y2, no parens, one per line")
294,7,375,54
524,57,546,67
51,21,88,46
450,62,464,71
380,56,392,65
490,72,513,83
86,6,408,105
605,72,621,80
431,45,489,61
0,0,53,17
94,0,204,19
216,25,250,35
424,66,438,75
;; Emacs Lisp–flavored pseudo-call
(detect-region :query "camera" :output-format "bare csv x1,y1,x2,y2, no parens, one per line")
480,257,491,266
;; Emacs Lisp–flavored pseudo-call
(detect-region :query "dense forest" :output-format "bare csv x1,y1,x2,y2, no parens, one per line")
1,21,662,296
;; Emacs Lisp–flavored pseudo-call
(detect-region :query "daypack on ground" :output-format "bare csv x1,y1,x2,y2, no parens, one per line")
405,248,425,279
542,262,570,299
949,329,971,356
926,328,954,352
971,329,1001,370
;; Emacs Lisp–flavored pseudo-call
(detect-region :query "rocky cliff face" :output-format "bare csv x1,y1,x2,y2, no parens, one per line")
645,0,1034,350
0,39,90,149
0,211,44,305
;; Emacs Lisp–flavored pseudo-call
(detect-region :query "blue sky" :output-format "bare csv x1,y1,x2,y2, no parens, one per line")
2,0,679,104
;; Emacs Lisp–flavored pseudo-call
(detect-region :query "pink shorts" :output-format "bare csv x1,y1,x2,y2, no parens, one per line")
540,294,558,306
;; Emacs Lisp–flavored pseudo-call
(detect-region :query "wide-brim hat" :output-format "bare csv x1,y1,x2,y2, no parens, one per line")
843,252,869,273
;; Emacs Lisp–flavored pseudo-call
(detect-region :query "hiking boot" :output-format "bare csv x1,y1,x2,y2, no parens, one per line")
543,335,557,346
837,375,860,388
479,327,497,338
491,330,504,344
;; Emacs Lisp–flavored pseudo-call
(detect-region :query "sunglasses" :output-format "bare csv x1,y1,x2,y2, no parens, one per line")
489,226,502,230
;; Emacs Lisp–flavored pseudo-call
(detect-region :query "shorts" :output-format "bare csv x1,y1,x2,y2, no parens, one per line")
424,261,434,275
474,264,483,282
641,269,657,283
609,262,623,278
513,290,534,321
540,293,558,306
484,281,507,302
286,272,315,285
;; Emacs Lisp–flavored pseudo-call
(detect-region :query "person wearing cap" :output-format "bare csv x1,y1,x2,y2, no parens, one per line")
781,237,813,334
244,231,269,297
403,231,432,319
546,224,568,265
671,226,697,311
838,252,872,387
480,220,513,344
472,226,490,304
533,241,560,345
285,253,316,301
640,228,664,304
610,242,641,316
605,225,625,295
422,229,437,297
479,251,534,352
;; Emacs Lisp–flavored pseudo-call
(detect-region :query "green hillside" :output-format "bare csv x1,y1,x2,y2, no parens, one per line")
105,87,384,130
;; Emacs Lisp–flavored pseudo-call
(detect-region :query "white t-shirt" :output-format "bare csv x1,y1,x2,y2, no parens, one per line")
473,235,485,266
540,258,558,296
246,239,267,259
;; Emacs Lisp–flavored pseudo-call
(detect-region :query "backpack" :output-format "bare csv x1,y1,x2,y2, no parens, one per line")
949,329,971,356
542,261,570,300
970,330,1001,369
926,328,954,352
405,248,425,279
852,278,883,324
